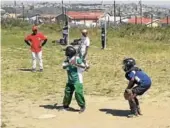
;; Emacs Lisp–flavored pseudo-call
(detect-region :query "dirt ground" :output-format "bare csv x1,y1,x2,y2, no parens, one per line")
2,93,170,128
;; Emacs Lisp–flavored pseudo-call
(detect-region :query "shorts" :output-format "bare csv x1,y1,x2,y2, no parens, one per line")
132,85,150,95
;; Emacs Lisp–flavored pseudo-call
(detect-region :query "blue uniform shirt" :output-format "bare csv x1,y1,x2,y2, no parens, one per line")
125,70,151,87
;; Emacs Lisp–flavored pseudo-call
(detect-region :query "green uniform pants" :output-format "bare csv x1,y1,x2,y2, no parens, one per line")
63,82,85,108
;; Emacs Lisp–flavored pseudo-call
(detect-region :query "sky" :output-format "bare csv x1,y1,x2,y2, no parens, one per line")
1,0,170,8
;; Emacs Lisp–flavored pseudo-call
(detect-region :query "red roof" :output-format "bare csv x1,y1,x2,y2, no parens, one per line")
128,17,152,24
66,11,104,20
160,18,170,24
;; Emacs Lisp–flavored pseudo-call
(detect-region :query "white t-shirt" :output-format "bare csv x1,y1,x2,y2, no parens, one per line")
80,36,90,55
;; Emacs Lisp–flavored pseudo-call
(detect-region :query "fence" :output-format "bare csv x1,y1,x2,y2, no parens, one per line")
1,15,170,28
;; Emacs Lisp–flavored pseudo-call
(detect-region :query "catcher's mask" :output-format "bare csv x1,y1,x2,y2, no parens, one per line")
65,46,76,58
122,58,136,72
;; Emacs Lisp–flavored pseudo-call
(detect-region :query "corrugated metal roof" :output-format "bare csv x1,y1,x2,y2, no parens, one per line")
128,17,152,24
161,18,170,24
66,11,104,20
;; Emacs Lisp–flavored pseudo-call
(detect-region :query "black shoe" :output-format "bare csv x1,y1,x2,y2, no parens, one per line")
32,68,36,72
128,110,138,118
39,69,43,72
79,106,86,113
59,105,69,111
137,107,142,115
127,113,138,118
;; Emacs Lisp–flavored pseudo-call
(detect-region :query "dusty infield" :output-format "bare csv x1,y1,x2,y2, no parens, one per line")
2,93,170,128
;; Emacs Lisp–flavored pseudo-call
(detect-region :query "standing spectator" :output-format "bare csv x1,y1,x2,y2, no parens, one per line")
62,21,69,45
101,26,106,49
79,29,90,69
24,26,47,72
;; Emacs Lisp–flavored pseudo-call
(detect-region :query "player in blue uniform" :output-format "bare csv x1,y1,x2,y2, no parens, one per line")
123,58,151,118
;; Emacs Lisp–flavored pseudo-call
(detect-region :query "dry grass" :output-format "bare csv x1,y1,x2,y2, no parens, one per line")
1,26,170,101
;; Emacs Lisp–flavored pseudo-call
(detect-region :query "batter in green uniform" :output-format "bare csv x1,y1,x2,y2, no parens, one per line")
62,46,86,113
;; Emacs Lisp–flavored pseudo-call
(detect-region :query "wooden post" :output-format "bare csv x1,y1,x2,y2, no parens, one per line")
14,0,17,18
135,16,137,24
151,14,153,27
96,17,97,27
114,0,116,26
167,16,169,25
139,0,142,24
62,0,64,23
104,14,107,49
84,16,85,26
119,7,121,23
22,3,25,21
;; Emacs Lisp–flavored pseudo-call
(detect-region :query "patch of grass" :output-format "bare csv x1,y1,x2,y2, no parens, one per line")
1,26,170,100
1,122,7,128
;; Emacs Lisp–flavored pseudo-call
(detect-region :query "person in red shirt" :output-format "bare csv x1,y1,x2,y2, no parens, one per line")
24,26,47,72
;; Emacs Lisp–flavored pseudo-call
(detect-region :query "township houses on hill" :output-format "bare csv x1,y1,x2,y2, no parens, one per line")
128,17,170,27
1,8,170,27
55,11,104,27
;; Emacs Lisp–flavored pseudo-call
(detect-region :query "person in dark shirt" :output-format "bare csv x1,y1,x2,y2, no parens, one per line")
62,21,69,45
123,58,151,118
101,26,106,49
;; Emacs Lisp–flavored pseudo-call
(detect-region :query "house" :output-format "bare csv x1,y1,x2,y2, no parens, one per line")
145,19,161,27
128,17,161,27
128,17,152,24
55,11,104,27
0,9,6,15
160,17,170,27
17,13,41,24
39,14,57,23
1,13,18,19
98,13,129,25
55,13,72,23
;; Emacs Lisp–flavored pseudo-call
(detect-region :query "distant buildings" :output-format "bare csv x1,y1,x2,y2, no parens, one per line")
1,1,170,27
56,11,104,27
128,17,170,27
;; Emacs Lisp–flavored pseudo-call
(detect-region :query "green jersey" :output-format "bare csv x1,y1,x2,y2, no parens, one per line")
63,56,85,84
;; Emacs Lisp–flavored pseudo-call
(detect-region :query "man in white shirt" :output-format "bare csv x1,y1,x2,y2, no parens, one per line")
79,29,90,69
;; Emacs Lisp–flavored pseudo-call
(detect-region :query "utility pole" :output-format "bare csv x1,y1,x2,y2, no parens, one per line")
104,14,107,49
64,7,67,22
118,7,121,23
22,2,25,21
114,0,116,25
151,13,153,27
139,0,142,24
62,0,64,22
135,3,138,24
14,0,17,18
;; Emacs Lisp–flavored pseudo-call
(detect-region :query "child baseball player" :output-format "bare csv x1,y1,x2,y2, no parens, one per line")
79,29,90,69
122,58,151,118
69,29,90,70
62,46,87,113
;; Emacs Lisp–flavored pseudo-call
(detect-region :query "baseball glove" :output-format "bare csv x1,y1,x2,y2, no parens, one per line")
124,89,133,100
